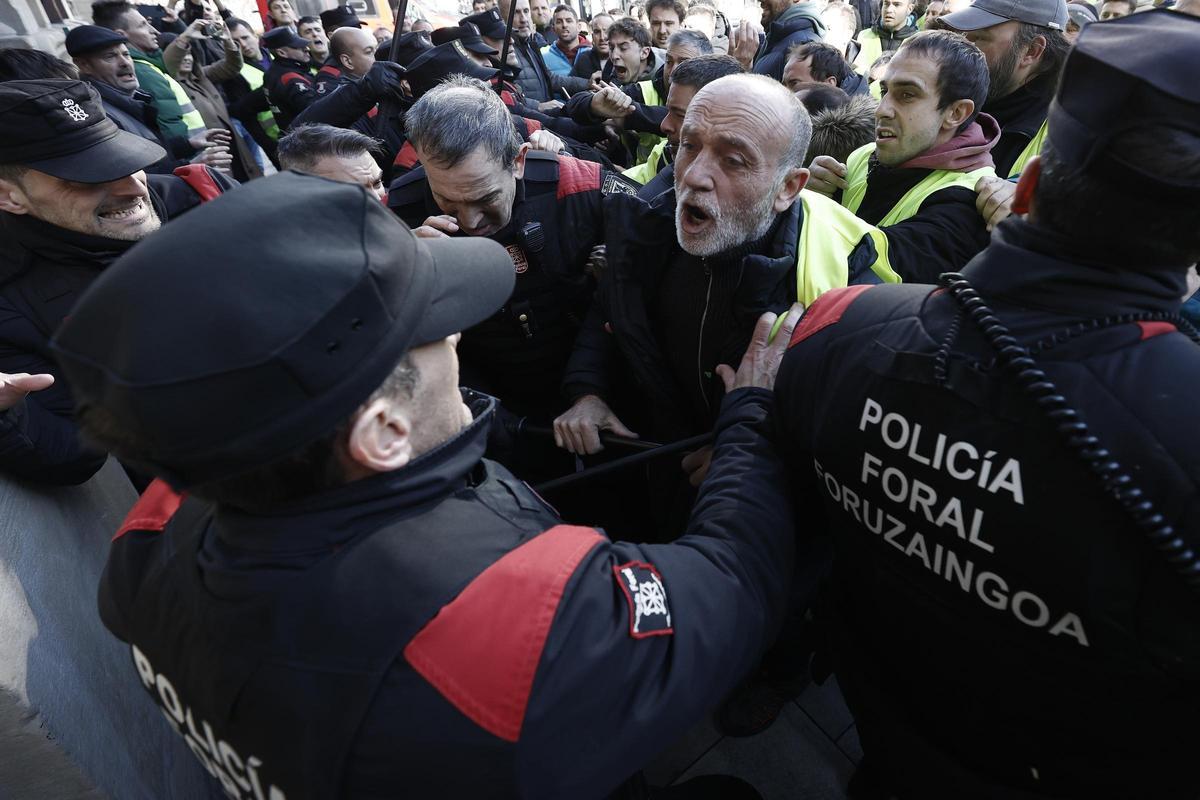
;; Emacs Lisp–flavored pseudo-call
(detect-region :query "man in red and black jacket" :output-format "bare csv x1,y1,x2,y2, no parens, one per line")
0,79,234,486
262,26,319,130
388,76,638,433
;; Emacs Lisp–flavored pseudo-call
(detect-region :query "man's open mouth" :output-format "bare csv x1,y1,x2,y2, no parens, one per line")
98,197,148,223
680,201,714,234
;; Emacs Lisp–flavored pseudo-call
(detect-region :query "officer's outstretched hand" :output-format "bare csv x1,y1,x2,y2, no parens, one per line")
807,156,848,197
553,394,638,455
363,61,407,101
413,215,459,238
715,304,804,393
0,371,54,412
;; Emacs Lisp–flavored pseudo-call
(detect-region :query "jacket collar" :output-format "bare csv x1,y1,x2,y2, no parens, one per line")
767,2,825,41
210,391,497,556
963,217,1188,318
983,73,1054,138
0,212,137,285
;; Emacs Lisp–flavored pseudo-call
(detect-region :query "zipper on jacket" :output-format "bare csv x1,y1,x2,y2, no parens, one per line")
697,261,714,416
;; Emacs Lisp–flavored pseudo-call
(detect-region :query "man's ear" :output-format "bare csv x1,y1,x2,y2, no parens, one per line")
942,98,974,132
512,142,531,179
345,397,414,474
640,45,651,65
1012,155,1039,215
0,179,31,216
338,52,353,71
773,166,808,213
1020,34,1047,69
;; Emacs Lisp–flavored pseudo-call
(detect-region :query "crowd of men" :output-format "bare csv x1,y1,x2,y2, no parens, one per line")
1,0,1199,797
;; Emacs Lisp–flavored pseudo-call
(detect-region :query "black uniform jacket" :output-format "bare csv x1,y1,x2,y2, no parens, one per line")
774,217,1200,798
98,389,796,799
389,153,637,420
264,56,317,130
0,167,235,485
561,69,668,140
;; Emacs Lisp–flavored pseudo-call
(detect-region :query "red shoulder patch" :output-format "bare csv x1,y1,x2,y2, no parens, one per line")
556,154,601,200
1137,320,1176,341
524,117,543,134
114,479,185,541
500,89,516,106
172,164,223,202
392,141,419,169
789,285,875,348
280,71,311,86
403,525,604,742
318,65,340,76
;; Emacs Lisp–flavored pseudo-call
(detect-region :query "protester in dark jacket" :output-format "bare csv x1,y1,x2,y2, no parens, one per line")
751,0,826,81
498,0,589,104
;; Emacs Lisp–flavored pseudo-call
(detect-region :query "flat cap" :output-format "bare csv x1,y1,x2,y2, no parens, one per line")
1047,9,1200,198
389,30,433,66
320,4,365,30
431,24,500,55
65,24,127,57
0,80,165,183
51,172,516,487
262,25,310,50
941,0,1068,31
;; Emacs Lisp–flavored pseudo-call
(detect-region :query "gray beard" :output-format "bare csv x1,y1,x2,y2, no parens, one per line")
676,188,779,258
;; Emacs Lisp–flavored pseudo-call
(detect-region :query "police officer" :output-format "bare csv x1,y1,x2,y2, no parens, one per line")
389,76,638,431
51,170,804,799
773,11,1200,797
261,26,318,130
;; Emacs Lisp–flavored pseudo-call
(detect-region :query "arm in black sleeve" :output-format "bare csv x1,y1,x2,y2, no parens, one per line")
0,398,107,485
290,81,373,129
516,387,796,797
880,187,991,284
548,72,590,97
562,87,666,137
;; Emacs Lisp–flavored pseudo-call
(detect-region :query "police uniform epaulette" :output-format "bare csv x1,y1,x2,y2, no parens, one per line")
386,166,430,210
521,150,561,184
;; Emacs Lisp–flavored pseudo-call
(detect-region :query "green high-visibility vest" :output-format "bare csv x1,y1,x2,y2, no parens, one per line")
770,189,903,337
841,142,996,226
852,29,884,74
623,138,667,185
1008,120,1048,179
633,78,665,165
141,58,206,137
238,63,281,140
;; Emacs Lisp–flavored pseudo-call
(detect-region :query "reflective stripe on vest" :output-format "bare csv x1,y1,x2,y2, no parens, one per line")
142,59,206,136
770,190,902,338
633,79,665,164
238,63,281,140
852,29,883,74
1008,119,1048,179
623,138,667,185
841,142,996,226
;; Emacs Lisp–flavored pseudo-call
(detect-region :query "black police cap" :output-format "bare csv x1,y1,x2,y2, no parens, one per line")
262,26,310,51
430,25,500,55
51,172,516,488
65,24,127,57
461,7,508,40
0,80,165,183
390,31,433,66
1047,10,1200,199
405,41,500,98
320,4,365,30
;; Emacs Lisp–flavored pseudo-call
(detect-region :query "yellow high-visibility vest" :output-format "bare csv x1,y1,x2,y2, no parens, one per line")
841,142,996,226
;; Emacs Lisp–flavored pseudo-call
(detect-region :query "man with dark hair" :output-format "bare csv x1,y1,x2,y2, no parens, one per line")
784,39,868,94
852,0,919,73
770,11,1200,797
606,17,660,85
0,48,79,81
540,4,590,75
222,17,281,166
388,77,638,433
278,123,385,200
571,11,613,79
794,81,851,113
809,29,996,279
297,15,329,68
529,0,553,43
497,0,589,104
734,0,825,81
808,93,877,163
556,74,899,509
1099,0,1136,17
0,79,232,485
647,0,687,47
933,0,1071,178
625,52,744,194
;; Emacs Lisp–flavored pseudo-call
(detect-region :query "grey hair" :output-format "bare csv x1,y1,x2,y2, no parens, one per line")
666,28,712,54
277,124,382,172
404,75,522,169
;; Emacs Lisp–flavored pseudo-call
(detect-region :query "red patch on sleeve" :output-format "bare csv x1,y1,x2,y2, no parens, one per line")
1137,320,1176,340
556,155,601,200
392,141,419,169
789,285,875,348
318,65,340,77
500,89,516,106
172,164,223,202
114,479,185,541
403,525,604,742
280,71,311,86
524,117,543,134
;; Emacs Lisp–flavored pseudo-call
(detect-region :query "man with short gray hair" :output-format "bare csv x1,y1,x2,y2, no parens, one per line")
558,74,900,486
277,123,385,201
387,77,638,438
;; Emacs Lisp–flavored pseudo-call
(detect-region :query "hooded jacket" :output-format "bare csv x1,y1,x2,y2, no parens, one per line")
752,2,826,81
